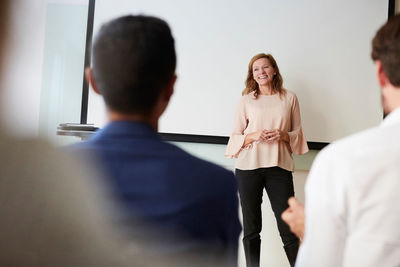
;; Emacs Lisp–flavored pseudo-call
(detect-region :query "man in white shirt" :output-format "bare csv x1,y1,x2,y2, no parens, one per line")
282,14,400,267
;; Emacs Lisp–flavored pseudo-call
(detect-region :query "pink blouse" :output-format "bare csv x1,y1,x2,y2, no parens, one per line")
225,90,308,171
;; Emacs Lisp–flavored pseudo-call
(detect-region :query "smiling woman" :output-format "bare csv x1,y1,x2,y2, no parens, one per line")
225,53,309,267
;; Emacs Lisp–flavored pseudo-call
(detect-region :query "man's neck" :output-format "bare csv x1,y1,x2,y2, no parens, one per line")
382,84,400,116
108,112,158,131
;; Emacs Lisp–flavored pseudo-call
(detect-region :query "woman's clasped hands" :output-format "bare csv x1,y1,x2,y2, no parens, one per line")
252,129,289,143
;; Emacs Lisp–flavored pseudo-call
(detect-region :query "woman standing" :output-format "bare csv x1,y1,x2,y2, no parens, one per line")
225,53,308,267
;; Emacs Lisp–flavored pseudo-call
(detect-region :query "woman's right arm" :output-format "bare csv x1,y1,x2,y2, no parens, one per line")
225,97,265,158
225,98,247,158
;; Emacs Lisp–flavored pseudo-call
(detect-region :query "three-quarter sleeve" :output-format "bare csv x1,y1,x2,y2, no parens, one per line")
288,94,309,155
225,97,248,158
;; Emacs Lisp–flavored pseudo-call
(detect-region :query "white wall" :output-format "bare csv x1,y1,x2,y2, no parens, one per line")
89,0,386,143
1,0,396,143
0,0,87,139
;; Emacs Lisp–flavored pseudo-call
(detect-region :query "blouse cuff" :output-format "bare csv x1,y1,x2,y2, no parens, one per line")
288,129,309,155
225,135,246,158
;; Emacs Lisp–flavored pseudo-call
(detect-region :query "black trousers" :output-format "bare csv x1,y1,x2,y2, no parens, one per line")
236,167,299,267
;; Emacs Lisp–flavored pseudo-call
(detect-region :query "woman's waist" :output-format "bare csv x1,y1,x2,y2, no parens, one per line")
235,155,294,171
239,142,292,160
242,140,291,151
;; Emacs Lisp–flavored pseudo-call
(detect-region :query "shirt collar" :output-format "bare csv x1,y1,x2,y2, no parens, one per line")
381,106,400,128
93,121,159,139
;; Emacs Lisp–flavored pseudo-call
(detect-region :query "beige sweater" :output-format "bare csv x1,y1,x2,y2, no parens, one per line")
225,90,308,171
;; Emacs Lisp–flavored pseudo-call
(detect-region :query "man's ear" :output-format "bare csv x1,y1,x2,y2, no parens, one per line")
376,60,390,88
85,67,101,95
163,74,177,102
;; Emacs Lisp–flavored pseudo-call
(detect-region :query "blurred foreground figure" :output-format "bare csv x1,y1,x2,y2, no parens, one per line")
0,138,138,266
0,2,150,266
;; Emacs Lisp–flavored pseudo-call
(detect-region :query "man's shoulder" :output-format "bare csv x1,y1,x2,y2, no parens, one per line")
73,136,235,180
311,123,400,179
323,123,397,158
148,143,237,194
66,127,236,189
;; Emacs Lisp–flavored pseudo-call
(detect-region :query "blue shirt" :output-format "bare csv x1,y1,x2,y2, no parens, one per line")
71,121,241,265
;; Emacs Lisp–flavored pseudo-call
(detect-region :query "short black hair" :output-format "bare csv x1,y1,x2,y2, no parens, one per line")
371,14,400,87
92,15,176,114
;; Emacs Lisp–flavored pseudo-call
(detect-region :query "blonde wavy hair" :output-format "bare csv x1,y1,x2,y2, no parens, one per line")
242,53,284,98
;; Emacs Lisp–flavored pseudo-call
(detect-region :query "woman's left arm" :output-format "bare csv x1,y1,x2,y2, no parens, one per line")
264,93,308,154
286,94,309,154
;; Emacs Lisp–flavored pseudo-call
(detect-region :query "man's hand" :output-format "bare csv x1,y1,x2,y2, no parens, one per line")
281,197,305,240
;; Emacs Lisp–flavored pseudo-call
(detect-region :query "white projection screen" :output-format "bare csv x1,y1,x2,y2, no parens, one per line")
86,0,389,144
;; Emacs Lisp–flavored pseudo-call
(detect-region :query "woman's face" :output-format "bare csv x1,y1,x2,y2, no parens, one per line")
252,57,275,86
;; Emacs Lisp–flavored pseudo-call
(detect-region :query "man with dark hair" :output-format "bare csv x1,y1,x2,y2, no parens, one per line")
91,15,176,115
281,14,400,267
75,15,241,265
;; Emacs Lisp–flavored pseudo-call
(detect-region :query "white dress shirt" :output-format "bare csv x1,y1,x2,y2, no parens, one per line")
296,107,400,267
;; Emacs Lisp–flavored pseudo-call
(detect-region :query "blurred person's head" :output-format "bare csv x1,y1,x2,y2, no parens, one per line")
86,15,177,129
371,14,400,116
